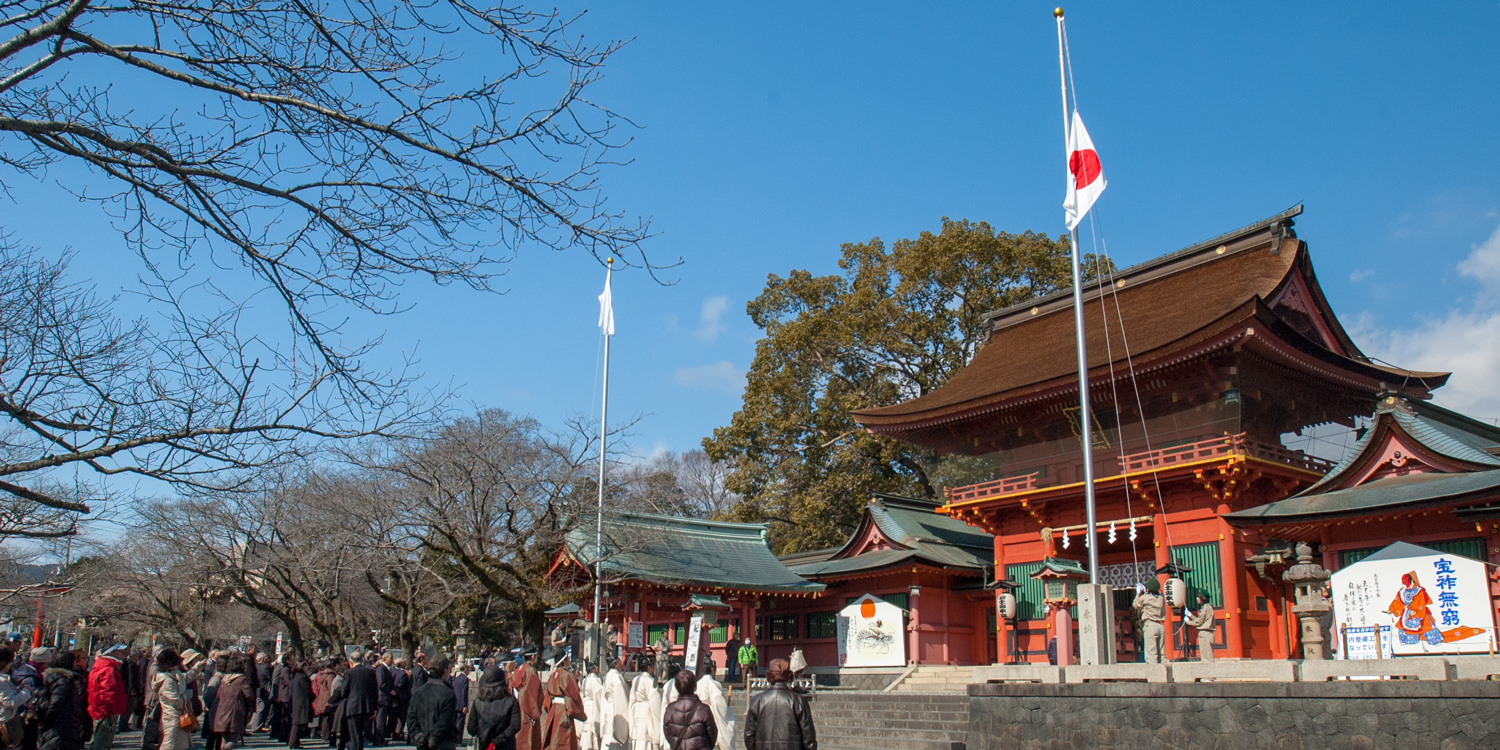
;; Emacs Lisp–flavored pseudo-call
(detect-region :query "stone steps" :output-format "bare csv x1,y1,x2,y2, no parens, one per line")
890,665,976,693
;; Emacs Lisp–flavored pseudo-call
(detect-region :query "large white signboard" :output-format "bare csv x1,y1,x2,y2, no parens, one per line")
1331,542,1496,655
836,594,906,667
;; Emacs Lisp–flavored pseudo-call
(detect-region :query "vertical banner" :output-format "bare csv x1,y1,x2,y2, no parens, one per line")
275,632,284,658
684,615,704,672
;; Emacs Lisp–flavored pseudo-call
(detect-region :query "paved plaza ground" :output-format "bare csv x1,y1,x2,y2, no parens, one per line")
108,728,423,750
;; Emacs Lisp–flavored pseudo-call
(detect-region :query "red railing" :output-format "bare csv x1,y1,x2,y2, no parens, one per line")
1118,433,1334,474
943,472,1039,503
942,433,1332,504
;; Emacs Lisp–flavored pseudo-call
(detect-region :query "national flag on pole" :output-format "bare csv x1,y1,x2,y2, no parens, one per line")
1063,110,1106,231
598,270,615,336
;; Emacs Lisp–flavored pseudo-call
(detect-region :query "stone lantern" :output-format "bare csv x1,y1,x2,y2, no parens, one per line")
452,618,472,664
1281,541,1332,660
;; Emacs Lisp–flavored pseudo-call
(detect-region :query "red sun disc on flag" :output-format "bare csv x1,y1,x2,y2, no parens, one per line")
1069,149,1102,189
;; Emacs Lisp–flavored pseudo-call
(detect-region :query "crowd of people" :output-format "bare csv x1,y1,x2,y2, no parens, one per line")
0,640,816,750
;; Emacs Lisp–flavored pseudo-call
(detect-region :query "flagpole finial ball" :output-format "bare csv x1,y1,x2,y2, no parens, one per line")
1054,7,1064,18
607,257,614,266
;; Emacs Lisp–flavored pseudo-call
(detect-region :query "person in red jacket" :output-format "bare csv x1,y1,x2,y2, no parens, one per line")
87,645,130,750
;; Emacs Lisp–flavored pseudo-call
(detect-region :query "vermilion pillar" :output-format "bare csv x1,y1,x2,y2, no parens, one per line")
1219,524,1244,658
993,536,1009,664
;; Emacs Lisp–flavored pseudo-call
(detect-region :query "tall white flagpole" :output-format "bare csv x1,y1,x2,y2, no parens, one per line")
594,259,613,628
1056,8,1099,583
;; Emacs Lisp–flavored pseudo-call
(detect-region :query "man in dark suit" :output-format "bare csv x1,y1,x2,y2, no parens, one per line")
390,659,411,742
340,651,380,750
371,652,393,746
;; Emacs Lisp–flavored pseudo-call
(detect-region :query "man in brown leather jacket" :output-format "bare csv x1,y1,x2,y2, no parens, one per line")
743,659,815,750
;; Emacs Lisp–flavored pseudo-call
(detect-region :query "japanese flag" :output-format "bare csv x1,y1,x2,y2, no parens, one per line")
1064,110,1106,231
598,271,615,336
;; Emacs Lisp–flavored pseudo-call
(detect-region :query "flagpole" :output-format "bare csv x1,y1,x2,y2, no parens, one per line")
594,259,613,628
1056,8,1099,584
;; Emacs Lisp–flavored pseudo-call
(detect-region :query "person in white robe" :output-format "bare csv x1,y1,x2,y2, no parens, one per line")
578,663,603,750
694,662,734,750
598,659,630,750
655,674,678,750
625,673,660,750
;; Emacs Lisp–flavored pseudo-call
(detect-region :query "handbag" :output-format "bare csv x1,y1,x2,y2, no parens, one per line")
178,713,201,732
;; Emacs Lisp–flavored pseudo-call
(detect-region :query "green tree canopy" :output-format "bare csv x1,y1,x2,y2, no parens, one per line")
705,218,1110,553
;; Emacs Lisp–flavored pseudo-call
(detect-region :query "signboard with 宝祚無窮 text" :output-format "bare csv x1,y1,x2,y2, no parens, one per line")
1331,542,1495,655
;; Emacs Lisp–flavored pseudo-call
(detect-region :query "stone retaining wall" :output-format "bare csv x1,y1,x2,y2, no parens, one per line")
968,681,1500,749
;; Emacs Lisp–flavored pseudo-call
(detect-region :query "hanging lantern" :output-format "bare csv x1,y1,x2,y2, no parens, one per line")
1164,577,1188,608
997,592,1017,620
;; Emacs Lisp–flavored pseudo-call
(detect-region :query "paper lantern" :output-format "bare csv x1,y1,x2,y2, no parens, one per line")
997,592,1017,620
1164,577,1187,608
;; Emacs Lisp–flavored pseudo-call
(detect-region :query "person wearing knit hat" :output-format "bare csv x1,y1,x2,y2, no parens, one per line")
30,647,54,665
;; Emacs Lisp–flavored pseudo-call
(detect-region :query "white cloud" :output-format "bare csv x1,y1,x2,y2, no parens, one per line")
673,360,746,395
1349,268,1375,284
1354,223,1500,419
694,296,729,343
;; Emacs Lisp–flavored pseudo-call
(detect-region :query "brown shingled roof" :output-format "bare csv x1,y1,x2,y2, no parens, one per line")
852,207,1447,433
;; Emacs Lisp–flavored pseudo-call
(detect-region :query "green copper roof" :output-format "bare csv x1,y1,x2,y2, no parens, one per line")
566,512,824,594
1228,396,1500,524
683,593,730,610
785,494,991,579
1225,470,1500,524
1301,395,1500,495
1030,556,1090,579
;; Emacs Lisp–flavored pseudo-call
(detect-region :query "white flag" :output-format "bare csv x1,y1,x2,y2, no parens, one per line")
598,271,615,336
1063,110,1107,231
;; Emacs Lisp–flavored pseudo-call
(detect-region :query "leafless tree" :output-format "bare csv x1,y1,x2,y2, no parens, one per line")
133,464,387,655
0,0,655,377
618,449,740,518
0,240,430,540
358,408,620,645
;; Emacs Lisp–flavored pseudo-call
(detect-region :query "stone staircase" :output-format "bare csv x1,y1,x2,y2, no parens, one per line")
888,665,975,693
734,690,969,750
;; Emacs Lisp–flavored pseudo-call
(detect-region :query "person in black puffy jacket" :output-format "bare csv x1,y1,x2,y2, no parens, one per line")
661,670,716,750
38,651,85,750
743,659,815,750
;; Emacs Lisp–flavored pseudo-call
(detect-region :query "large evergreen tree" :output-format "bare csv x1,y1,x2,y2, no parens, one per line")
705,218,1109,553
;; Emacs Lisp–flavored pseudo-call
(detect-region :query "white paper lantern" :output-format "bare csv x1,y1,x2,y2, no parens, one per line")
997,592,1017,620
1164,577,1188,608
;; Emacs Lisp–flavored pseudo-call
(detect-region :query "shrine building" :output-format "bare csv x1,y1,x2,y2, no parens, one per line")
546,495,998,670
849,205,1496,662
553,206,1500,668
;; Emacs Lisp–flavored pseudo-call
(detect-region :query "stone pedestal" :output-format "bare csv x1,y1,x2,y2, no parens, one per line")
1077,583,1116,666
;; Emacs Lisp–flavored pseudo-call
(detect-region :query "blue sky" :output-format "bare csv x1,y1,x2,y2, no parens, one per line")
8,1,1500,466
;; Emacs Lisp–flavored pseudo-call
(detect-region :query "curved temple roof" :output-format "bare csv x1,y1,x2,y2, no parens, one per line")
785,494,992,579
563,512,824,594
1226,395,1500,525
853,206,1447,442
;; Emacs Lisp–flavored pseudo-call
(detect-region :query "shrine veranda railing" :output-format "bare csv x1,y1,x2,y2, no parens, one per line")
943,433,1333,504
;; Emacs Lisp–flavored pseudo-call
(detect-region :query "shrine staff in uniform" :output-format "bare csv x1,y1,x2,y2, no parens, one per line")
1132,579,1167,664
1185,592,1216,662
